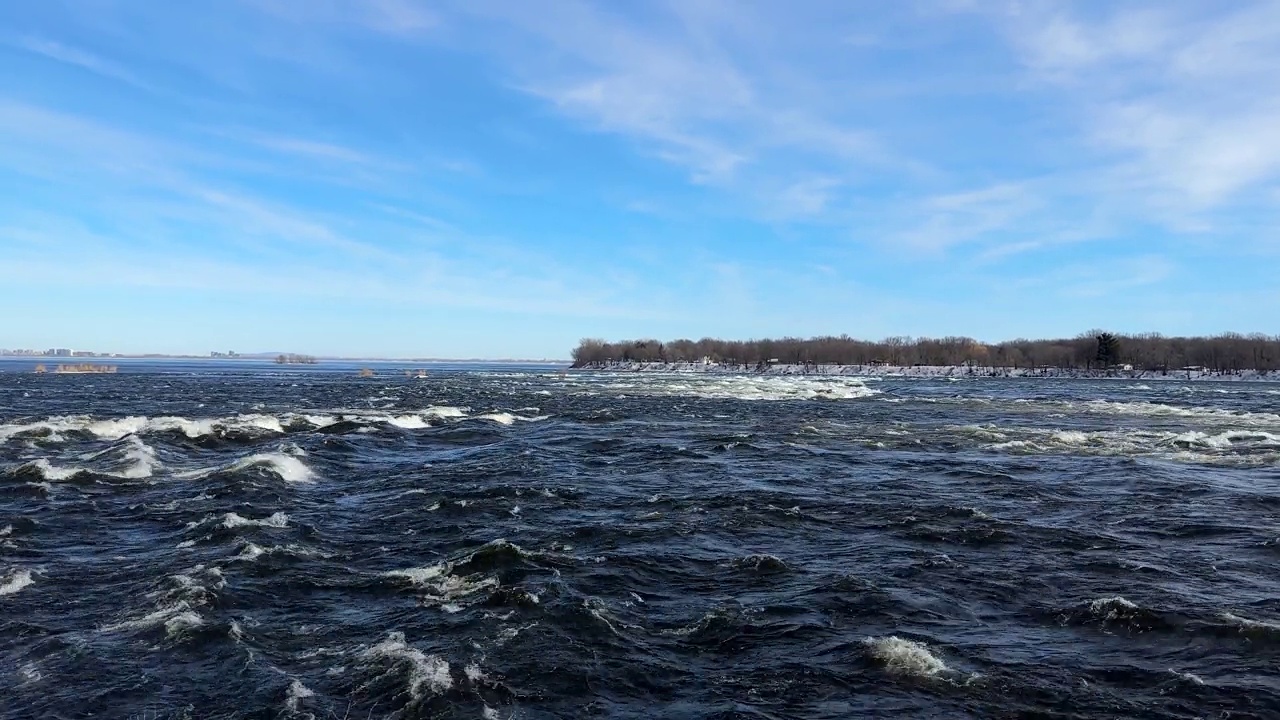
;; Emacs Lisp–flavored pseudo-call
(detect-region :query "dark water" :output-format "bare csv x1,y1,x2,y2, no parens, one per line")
2,366,1279,719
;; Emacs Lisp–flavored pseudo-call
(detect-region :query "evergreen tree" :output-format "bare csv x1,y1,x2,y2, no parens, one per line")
1095,333,1121,367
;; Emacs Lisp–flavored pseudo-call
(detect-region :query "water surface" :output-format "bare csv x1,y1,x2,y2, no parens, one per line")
2,365,1278,718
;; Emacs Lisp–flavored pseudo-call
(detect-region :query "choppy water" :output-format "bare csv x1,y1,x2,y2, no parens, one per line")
3,365,1280,719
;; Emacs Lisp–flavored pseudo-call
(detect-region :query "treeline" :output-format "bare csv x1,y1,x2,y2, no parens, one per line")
275,354,317,365
571,333,1280,372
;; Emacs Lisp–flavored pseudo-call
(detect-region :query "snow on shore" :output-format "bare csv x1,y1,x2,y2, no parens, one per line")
574,362,1280,382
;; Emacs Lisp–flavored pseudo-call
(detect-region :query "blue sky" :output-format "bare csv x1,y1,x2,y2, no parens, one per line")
1,1,1277,359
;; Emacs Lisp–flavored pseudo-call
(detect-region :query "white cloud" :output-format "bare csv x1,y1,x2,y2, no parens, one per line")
995,3,1280,218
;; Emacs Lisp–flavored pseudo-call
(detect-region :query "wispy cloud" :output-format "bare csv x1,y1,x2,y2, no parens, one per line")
251,0,436,36
896,182,1039,253
241,133,377,165
1008,254,1176,300
454,1,901,196
7,35,151,90
0,97,683,328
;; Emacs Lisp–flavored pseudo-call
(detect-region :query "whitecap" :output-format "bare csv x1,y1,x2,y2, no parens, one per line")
386,563,449,585
227,453,315,483
236,543,268,561
222,511,290,529
360,631,452,699
1220,611,1280,633
1089,596,1139,620
1050,430,1089,445
86,416,149,440
864,636,949,678
116,436,160,479
425,406,468,419
102,601,204,637
0,568,34,596
22,459,82,481
284,678,315,713
389,415,430,429
1169,669,1206,685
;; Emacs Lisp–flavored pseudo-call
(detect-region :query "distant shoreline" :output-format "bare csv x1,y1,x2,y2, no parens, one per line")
572,361,1280,382
0,355,569,364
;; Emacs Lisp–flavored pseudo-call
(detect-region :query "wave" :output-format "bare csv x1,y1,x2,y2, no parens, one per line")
226,453,315,483
475,412,548,426
385,562,499,609
1049,596,1179,634
101,601,205,637
382,540,551,610
952,424,1280,467
597,375,882,402
1069,399,1280,425
863,636,951,678
7,436,164,482
426,406,468,419
284,679,315,714
0,568,34,596
730,554,791,574
116,437,161,478
233,542,323,563
0,406,479,445
222,511,290,529
389,415,430,429
101,566,224,638
16,459,85,482
360,631,453,700
1219,611,1280,638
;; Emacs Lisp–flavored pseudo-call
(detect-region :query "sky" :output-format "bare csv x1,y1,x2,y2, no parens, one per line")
0,0,1277,359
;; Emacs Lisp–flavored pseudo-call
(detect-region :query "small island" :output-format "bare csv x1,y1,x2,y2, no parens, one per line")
35,363,119,374
275,354,318,365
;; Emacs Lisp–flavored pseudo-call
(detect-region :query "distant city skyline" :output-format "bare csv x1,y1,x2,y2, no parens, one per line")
0,346,567,362
1,2,1277,358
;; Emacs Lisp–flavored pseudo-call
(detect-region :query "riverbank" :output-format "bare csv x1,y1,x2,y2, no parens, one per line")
572,361,1280,382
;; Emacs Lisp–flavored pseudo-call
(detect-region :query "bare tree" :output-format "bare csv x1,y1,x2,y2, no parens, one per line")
570,332,1280,372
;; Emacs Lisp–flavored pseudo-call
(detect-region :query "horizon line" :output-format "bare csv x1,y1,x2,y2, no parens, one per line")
0,352,572,363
